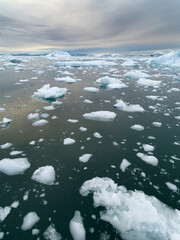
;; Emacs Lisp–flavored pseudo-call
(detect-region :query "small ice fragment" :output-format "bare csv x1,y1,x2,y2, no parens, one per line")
0,143,12,149
83,87,99,93
10,150,23,156
120,159,131,172
114,100,145,112
93,132,102,138
137,152,158,166
68,119,79,123
63,138,76,145
43,224,62,240
0,206,11,223
21,212,40,231
79,154,92,163
0,158,30,175
131,124,144,131
69,211,86,240
79,127,87,132
83,111,116,122
32,119,48,127
142,144,155,152
43,106,55,111
166,182,178,192
31,166,55,185
152,122,162,127
27,113,39,121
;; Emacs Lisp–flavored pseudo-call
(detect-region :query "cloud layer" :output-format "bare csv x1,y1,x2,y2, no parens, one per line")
0,0,180,52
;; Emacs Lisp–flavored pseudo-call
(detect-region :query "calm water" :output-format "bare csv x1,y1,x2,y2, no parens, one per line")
0,54,179,239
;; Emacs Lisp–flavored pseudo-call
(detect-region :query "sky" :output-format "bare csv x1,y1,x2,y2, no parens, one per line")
0,0,180,53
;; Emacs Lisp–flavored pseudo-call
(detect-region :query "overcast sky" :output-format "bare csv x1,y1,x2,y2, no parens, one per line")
0,0,180,53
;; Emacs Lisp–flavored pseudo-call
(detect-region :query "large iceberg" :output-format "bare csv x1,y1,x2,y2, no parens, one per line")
34,84,68,100
148,50,180,68
80,177,180,240
46,50,71,60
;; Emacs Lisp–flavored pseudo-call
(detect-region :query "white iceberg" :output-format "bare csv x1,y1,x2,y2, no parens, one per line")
69,211,86,240
0,143,12,149
21,212,40,231
96,76,127,90
31,166,55,185
0,158,30,175
55,76,77,83
34,84,68,100
114,100,145,112
83,111,116,122
0,206,11,223
27,113,40,121
80,177,180,240
142,144,154,152
46,50,71,60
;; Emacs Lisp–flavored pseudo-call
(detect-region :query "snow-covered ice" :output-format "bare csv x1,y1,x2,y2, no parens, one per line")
83,111,116,122
31,166,55,185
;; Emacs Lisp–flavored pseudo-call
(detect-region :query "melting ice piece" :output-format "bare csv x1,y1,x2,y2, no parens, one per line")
0,158,30,175
80,177,180,240
114,100,145,112
21,212,40,231
0,143,12,149
124,70,149,80
27,113,39,121
120,159,131,172
137,78,161,87
69,211,86,240
79,127,87,132
166,182,178,192
142,144,154,152
137,152,158,166
93,132,102,138
31,166,55,185
83,87,99,93
83,111,116,122
43,224,62,240
0,108,6,112
10,150,23,156
63,138,76,145
32,119,48,127
34,84,68,100
96,76,122,85
68,119,79,123
152,122,162,127
130,124,144,131
79,154,92,163
106,82,127,90
0,206,11,223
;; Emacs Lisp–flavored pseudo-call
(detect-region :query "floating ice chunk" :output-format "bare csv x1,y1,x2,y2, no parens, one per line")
166,182,178,192
79,127,87,132
0,108,5,112
19,79,29,83
0,206,11,223
142,144,155,152
21,212,40,231
96,76,122,85
46,50,71,59
131,124,144,131
0,232,4,239
55,76,77,83
146,95,164,101
31,166,55,185
0,143,12,149
83,111,116,122
0,67,5,71
148,50,180,68
10,150,23,156
152,122,162,127
124,70,149,80
2,117,12,124
41,113,49,119
29,141,35,145
83,87,99,93
27,113,39,121
68,119,79,123
114,100,145,112
93,132,102,138
175,116,180,120
107,82,127,90
69,211,86,240
137,152,158,166
0,158,30,175
79,154,92,163
83,99,93,104
120,159,131,172
80,177,180,240
43,106,55,111
122,59,138,67
63,138,76,145
54,60,117,67
34,84,68,100
137,78,161,87
32,119,48,127
43,224,62,240
11,201,19,208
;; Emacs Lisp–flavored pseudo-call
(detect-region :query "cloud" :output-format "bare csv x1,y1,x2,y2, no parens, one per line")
0,0,180,52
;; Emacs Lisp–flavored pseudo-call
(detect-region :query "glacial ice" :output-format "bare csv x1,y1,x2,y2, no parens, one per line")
31,166,55,185
21,212,40,231
34,84,68,100
83,111,116,122
69,211,86,240
27,113,39,121
80,177,180,240
0,206,11,223
0,158,30,175
93,132,102,138
55,76,77,83
166,182,178,192
114,100,145,112
142,144,155,152
46,50,71,60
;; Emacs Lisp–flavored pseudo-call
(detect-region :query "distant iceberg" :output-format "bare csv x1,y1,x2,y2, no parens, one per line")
148,50,180,67
46,50,71,59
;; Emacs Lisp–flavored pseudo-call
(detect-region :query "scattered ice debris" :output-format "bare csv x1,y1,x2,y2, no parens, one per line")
114,100,145,112
32,119,48,127
137,78,161,87
148,50,180,68
10,150,23,156
122,59,138,67
0,158,30,175
43,224,62,240
137,153,158,166
0,206,11,223
124,70,149,79
113,141,119,146
0,232,4,239
152,122,162,127
79,154,92,163
0,143,12,149
21,212,40,231
55,76,77,83
93,132,102,138
120,159,131,172
69,211,86,240
68,119,79,123
63,138,76,145
166,182,178,192
34,84,68,100
27,113,39,121
130,125,144,131
83,87,99,93
32,229,39,236
54,60,117,67
79,127,87,132
31,166,55,185
142,144,155,152
83,111,116,122
83,99,93,104
80,177,180,240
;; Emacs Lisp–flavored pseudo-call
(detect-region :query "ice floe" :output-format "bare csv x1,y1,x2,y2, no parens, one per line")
32,119,48,127
93,132,102,138
31,166,55,185
137,78,161,87
124,70,149,80
83,87,99,93
0,158,30,175
142,144,154,152
165,182,178,192
27,113,40,121
69,211,86,240
46,50,71,60
80,177,180,240
137,153,158,166
63,138,76,145
21,212,40,231
0,143,12,149
83,111,116,122
131,124,144,131
79,154,92,163
114,100,145,112
122,59,138,67
152,122,162,127
55,76,77,83
0,206,11,223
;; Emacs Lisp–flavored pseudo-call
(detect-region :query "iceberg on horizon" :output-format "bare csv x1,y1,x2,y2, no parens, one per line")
46,50,71,59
